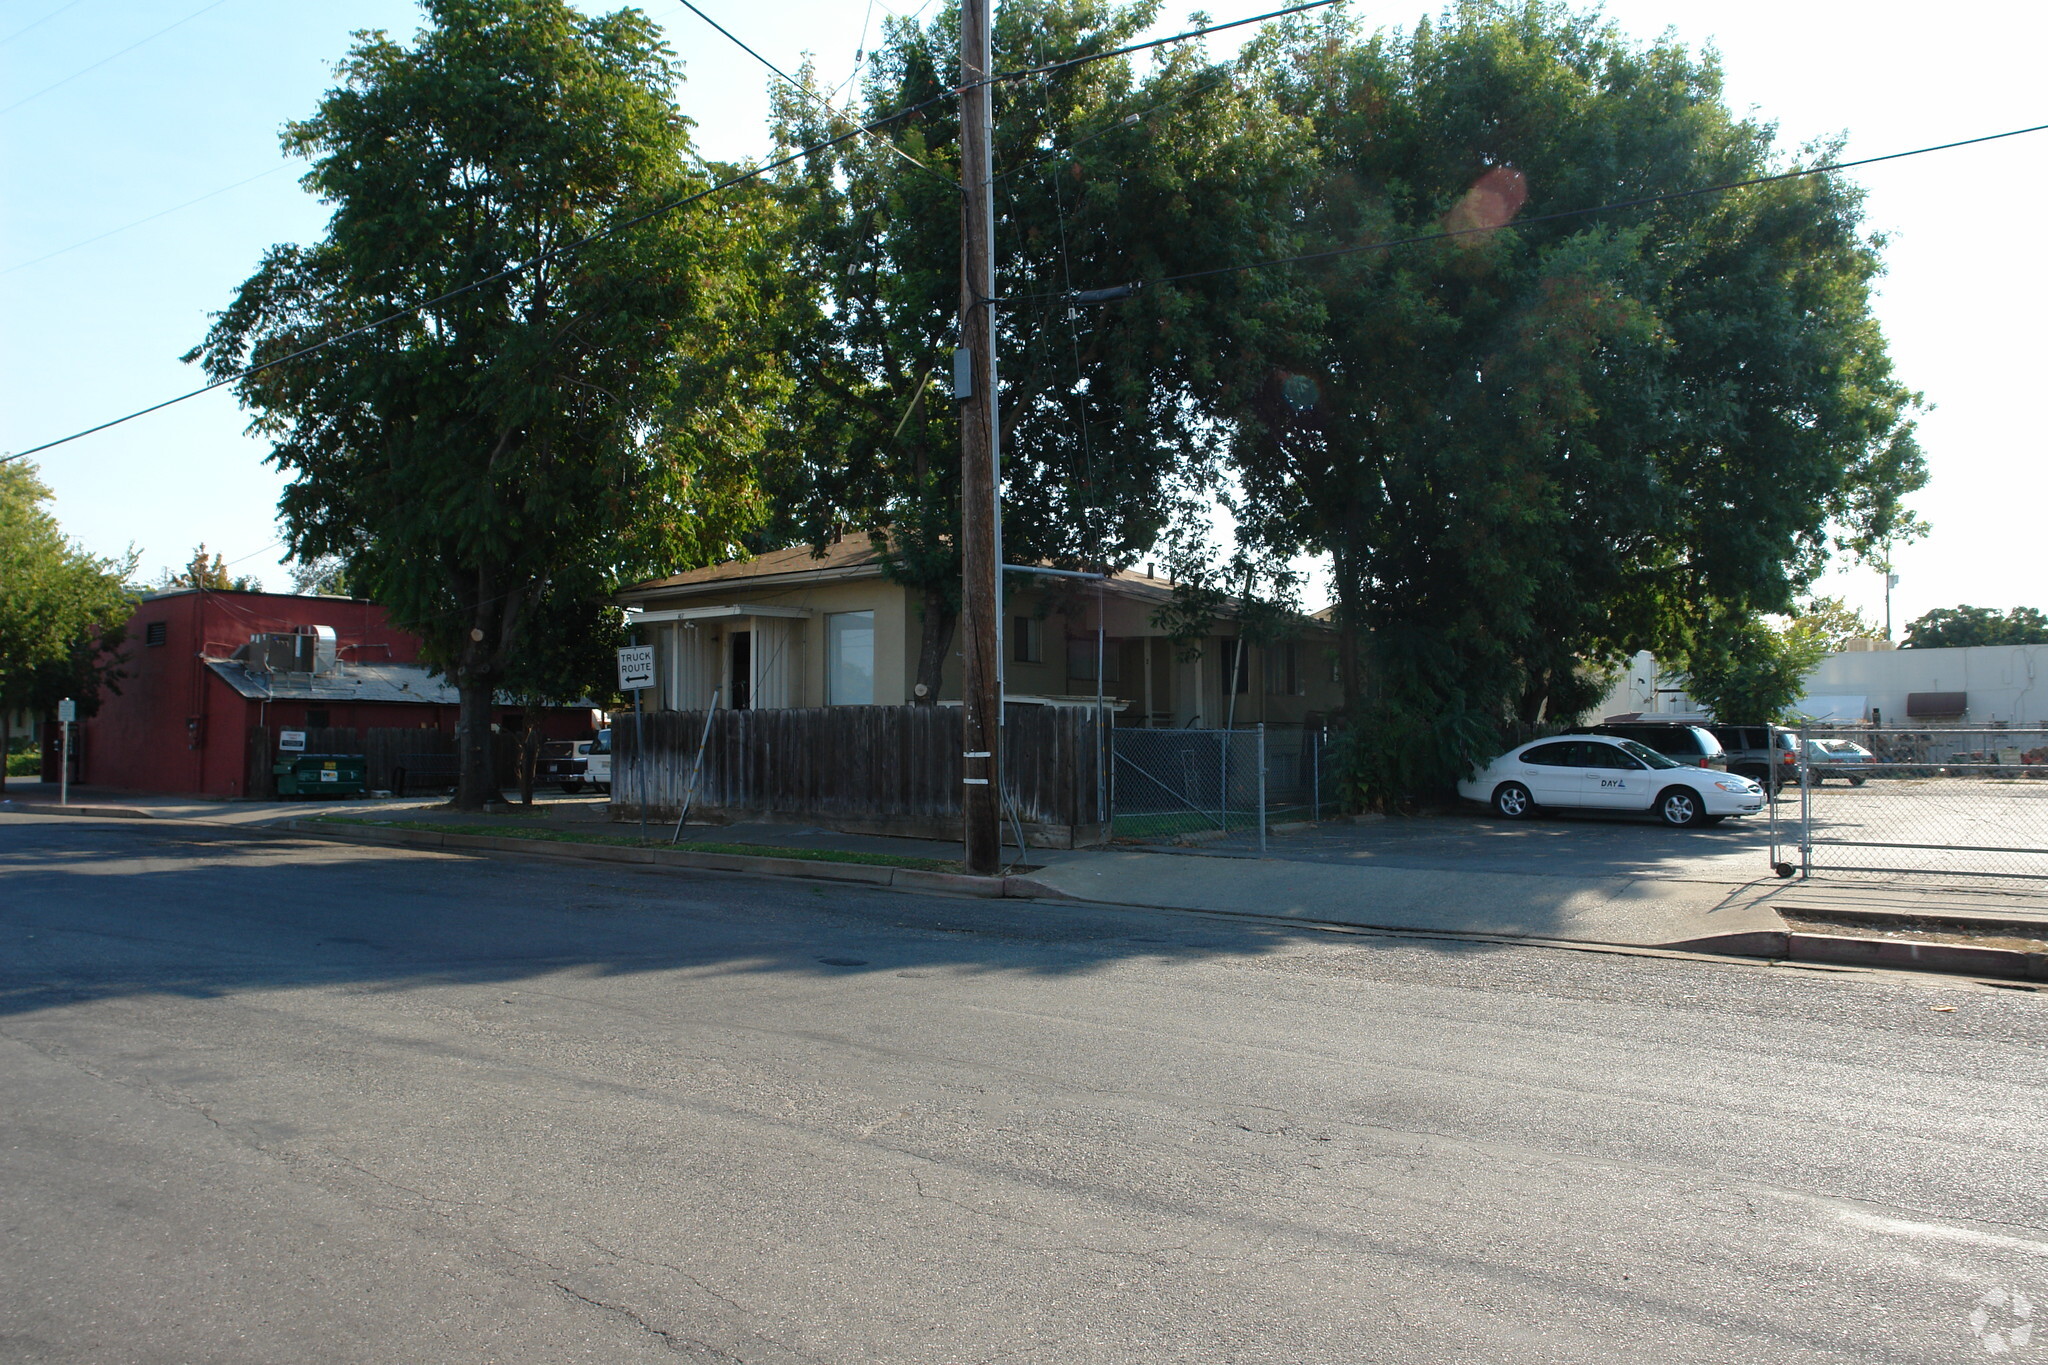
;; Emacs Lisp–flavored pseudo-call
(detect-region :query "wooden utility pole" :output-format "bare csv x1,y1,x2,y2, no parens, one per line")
957,0,1001,875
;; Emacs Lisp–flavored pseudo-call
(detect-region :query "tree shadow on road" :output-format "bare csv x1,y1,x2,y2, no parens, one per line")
0,818,1548,1019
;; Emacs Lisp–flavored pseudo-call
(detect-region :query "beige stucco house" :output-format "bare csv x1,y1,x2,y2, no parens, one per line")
615,538,1341,728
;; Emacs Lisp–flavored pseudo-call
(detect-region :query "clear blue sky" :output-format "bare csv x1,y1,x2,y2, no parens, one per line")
4,0,2043,632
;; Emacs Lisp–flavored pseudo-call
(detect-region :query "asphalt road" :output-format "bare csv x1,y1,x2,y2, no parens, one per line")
4,815,2045,1364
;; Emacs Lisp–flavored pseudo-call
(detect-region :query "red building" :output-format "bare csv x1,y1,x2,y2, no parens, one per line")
76,589,595,798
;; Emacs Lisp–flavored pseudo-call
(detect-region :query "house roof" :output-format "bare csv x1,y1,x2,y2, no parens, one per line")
205,658,464,705
619,547,1337,634
618,538,885,601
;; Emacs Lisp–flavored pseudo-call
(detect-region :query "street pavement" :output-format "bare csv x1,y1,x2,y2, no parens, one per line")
4,813,2045,1363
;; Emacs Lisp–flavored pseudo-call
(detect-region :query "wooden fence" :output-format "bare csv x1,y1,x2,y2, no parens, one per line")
610,704,1107,847
242,725,516,799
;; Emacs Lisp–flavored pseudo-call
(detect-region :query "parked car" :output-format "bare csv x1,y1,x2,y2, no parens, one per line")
1458,735,1764,827
1802,737,1874,785
1588,721,1729,771
536,730,612,794
1707,723,1801,793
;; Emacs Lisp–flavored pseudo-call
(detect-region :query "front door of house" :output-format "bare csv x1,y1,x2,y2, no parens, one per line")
730,630,751,710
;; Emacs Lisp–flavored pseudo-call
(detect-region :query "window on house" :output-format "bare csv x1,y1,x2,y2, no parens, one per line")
144,620,167,647
826,611,875,705
1219,640,1252,693
1012,616,1042,664
1264,641,1303,696
1067,635,1121,684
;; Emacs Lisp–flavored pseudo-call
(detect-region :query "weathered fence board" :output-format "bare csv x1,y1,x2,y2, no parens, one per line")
611,704,1106,846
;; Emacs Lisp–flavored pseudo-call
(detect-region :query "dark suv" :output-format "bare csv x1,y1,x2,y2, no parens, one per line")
1706,724,1800,793
1586,721,1728,772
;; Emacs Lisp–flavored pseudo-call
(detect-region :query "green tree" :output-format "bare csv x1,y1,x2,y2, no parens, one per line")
155,543,262,592
0,462,136,791
188,0,782,809
1681,611,1830,726
1786,595,1880,654
763,0,1303,697
1211,2,1925,802
1901,605,2048,649
286,555,350,597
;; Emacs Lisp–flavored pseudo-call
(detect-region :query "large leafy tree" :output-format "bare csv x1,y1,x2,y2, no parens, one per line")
154,544,262,592
189,0,782,808
0,462,135,790
763,0,1304,697
1213,2,1926,801
1902,605,2048,649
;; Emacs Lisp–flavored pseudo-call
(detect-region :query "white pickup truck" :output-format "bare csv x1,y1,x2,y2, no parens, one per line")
536,729,611,794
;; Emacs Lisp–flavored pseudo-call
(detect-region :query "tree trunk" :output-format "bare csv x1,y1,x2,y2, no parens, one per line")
519,724,539,806
0,710,10,794
454,677,498,811
913,585,957,704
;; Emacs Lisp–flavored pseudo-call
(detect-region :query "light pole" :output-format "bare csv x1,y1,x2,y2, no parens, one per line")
1885,570,1899,641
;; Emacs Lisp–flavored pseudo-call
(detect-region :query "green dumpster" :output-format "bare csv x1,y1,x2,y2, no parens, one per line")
274,752,367,798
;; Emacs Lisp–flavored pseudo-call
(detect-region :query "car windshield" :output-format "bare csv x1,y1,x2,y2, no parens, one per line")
592,730,611,754
1819,740,1863,754
1616,739,1681,769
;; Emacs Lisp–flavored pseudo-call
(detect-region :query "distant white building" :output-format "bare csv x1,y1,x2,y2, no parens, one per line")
1797,643,2048,727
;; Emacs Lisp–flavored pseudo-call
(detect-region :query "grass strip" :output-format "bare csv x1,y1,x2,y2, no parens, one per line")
309,815,964,872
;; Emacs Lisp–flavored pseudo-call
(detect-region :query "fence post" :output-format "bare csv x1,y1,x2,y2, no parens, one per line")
1312,728,1321,824
1257,723,1267,853
1799,727,1812,879
1218,729,1228,835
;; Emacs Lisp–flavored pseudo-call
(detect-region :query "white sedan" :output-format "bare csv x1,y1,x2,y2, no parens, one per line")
1458,734,1765,827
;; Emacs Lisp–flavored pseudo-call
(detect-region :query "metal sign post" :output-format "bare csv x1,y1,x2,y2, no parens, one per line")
617,645,656,843
57,697,75,806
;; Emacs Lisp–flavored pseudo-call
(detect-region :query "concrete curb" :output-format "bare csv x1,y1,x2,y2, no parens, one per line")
1665,928,2048,982
279,820,2039,983
0,800,156,819
285,819,1067,901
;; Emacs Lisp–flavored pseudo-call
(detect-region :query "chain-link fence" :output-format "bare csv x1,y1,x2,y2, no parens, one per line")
1784,725,2048,882
1109,726,1340,846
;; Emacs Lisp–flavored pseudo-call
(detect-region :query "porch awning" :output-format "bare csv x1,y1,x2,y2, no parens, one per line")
626,604,811,624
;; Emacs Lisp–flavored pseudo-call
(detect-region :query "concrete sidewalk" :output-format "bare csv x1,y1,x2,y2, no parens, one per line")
7,787,2045,970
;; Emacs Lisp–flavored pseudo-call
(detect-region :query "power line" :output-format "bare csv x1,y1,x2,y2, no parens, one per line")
0,0,235,116
2,2,1350,463
978,0,1338,89
1,0,86,45
0,164,289,277
669,0,951,186
2,86,964,465
990,69,1234,184
1003,119,2048,305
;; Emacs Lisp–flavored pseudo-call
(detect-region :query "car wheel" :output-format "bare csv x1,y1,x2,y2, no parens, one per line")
1492,782,1535,819
1848,775,1867,787
1656,787,1705,828
560,780,584,794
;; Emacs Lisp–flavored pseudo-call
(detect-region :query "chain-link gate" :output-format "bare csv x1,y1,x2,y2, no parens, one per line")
1784,725,2048,882
1109,726,1337,847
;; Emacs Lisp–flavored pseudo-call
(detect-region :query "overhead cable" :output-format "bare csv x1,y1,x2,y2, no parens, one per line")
2,0,1360,462
1004,120,2048,305
669,0,950,185
0,0,236,116
0,164,289,277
